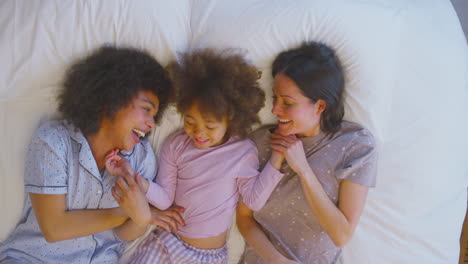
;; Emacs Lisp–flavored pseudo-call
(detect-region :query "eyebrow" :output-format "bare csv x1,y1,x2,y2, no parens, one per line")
141,98,157,109
279,95,297,100
185,115,218,123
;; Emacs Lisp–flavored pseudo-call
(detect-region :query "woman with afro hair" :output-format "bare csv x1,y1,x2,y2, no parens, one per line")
0,46,184,264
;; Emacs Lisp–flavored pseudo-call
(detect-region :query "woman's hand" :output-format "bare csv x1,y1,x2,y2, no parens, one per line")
112,172,151,227
135,172,150,193
149,205,185,232
271,132,310,174
105,149,133,177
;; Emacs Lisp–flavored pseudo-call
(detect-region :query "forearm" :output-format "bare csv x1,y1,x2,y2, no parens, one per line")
39,207,128,242
296,167,353,246
146,181,173,210
239,162,283,211
114,218,148,241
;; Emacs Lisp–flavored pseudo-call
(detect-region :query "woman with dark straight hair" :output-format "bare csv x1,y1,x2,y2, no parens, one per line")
237,42,378,264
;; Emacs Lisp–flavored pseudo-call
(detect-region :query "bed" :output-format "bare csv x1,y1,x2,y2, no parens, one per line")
1,0,467,263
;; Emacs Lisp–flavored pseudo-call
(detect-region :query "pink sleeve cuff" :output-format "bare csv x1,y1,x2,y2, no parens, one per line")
145,181,171,210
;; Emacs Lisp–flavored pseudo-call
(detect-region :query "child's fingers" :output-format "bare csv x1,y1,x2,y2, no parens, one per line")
171,205,185,212
168,210,185,226
162,216,179,232
165,206,186,226
157,222,171,233
150,215,173,232
104,149,119,161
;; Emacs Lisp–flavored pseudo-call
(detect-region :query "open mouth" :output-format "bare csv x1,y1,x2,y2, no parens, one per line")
132,128,146,138
194,138,209,145
278,119,292,124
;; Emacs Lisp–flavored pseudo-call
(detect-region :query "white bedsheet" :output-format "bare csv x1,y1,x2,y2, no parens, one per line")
1,0,467,263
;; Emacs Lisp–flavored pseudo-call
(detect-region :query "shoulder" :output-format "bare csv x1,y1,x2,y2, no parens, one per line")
335,121,378,168
230,137,258,156
128,139,155,159
334,121,376,149
248,125,275,146
125,139,157,180
333,122,378,186
160,129,191,157
34,120,69,138
30,120,72,149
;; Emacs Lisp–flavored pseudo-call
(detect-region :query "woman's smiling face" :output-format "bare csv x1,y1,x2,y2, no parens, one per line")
103,90,159,151
271,73,325,137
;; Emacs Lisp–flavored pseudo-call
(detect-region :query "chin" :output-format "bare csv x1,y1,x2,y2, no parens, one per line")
276,127,293,136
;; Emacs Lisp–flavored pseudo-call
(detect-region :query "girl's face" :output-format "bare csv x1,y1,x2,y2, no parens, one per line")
272,73,325,137
184,102,229,149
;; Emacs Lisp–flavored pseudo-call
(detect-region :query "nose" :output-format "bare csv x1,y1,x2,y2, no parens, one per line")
146,117,156,130
271,101,282,116
193,126,206,137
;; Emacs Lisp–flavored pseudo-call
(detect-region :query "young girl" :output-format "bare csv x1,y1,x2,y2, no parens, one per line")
106,49,284,263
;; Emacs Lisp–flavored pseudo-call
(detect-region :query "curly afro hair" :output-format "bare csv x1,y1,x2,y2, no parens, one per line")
168,49,265,139
58,46,172,136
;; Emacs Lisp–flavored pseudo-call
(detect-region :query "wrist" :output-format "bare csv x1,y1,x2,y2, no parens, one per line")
297,165,313,179
269,152,284,170
134,216,150,228
111,207,128,218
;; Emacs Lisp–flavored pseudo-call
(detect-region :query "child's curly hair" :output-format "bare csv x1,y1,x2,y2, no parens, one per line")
58,46,172,136
168,49,265,139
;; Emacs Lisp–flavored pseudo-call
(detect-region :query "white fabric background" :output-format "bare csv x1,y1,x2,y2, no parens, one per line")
1,1,467,263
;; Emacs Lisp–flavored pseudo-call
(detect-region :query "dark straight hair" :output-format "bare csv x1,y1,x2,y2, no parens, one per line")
272,42,345,134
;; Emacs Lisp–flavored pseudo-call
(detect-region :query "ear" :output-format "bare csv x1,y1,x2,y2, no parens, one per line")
316,99,326,115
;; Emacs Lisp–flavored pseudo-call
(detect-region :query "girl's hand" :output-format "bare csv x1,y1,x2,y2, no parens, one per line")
112,172,151,227
269,150,285,170
149,205,185,233
105,149,133,177
271,132,309,174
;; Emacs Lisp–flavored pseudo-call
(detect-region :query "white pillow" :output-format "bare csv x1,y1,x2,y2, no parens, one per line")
190,0,403,143
344,1,468,263
189,0,468,263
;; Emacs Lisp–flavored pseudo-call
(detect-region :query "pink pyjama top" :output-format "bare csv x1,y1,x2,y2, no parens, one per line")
146,130,284,238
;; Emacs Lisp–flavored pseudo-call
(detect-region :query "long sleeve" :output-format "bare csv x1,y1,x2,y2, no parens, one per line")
146,136,178,210
237,146,284,211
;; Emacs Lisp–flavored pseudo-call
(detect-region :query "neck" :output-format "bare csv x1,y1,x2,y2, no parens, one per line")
297,125,321,138
86,129,113,172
